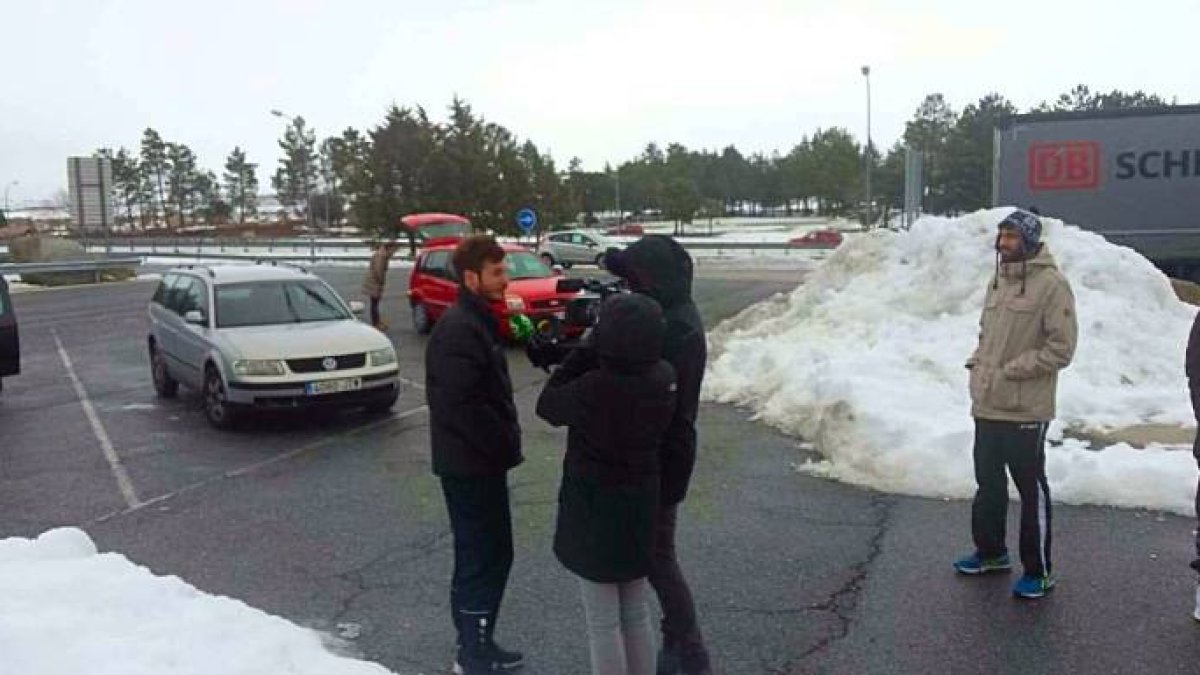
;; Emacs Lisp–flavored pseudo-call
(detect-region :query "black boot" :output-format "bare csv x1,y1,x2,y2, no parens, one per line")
453,610,524,674
657,644,682,675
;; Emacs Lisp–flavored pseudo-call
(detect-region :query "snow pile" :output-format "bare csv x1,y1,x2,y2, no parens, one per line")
704,208,1199,514
0,528,395,675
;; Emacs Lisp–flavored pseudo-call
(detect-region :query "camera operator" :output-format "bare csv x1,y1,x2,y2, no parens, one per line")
544,235,712,675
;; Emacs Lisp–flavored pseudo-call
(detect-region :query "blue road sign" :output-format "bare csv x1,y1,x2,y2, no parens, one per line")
516,208,537,234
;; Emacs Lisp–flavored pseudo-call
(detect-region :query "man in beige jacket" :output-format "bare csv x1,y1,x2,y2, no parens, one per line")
363,241,400,330
954,209,1077,600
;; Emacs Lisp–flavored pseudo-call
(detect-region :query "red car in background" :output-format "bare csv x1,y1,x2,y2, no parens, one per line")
787,229,844,249
605,222,645,236
402,213,584,341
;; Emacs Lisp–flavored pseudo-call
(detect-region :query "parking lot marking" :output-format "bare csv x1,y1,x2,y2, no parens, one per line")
398,375,425,390
87,404,428,525
53,331,142,509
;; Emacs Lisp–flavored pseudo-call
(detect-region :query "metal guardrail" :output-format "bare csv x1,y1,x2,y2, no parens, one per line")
74,237,814,255
0,257,143,279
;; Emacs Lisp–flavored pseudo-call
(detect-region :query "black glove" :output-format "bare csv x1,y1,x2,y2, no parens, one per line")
526,332,569,372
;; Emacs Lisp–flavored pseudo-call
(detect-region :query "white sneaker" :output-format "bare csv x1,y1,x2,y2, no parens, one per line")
1193,583,1200,622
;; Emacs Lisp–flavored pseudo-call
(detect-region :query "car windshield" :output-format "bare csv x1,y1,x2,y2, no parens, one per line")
215,280,350,328
506,251,553,280
413,222,470,240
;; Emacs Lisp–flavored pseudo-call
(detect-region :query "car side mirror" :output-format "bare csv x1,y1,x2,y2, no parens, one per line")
348,300,365,315
184,310,206,326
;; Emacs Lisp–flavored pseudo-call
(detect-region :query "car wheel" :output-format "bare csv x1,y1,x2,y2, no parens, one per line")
540,253,555,267
150,343,179,399
412,303,432,335
204,365,240,430
363,385,400,414
595,253,606,269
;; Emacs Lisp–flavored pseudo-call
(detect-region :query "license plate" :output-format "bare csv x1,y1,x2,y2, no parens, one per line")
553,311,566,320
305,377,362,395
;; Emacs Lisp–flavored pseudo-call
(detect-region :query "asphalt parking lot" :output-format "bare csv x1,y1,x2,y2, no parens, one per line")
2,263,1199,675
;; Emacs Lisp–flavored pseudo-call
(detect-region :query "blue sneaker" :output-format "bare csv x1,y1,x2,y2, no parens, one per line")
1012,574,1056,599
953,552,1012,575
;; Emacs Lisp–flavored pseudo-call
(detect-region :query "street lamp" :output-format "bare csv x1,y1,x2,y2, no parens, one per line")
861,65,873,228
614,166,621,225
270,109,314,260
3,180,17,219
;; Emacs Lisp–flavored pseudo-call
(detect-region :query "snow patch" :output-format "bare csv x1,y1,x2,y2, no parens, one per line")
704,209,1198,514
0,528,396,675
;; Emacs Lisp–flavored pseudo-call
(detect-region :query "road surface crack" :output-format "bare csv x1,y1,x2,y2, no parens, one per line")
781,493,895,673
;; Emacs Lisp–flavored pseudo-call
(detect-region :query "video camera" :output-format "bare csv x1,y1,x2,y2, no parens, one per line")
524,276,629,371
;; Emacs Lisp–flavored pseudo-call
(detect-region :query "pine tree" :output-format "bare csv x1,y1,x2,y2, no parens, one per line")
223,147,258,225
140,128,169,227
271,116,317,225
166,142,199,227
903,94,956,214
99,147,150,231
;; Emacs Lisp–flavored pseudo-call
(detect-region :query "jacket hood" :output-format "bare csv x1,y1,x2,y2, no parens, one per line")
603,235,693,308
999,244,1057,278
592,294,665,368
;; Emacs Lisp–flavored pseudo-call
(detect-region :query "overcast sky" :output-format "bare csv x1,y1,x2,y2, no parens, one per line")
3,0,1198,204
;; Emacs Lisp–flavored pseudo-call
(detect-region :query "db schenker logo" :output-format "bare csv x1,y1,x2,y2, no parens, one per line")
1028,142,1100,191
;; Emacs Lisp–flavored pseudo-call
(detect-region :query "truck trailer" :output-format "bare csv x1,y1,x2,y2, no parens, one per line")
993,105,1200,279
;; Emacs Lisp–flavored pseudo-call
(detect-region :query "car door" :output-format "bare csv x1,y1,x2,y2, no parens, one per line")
548,233,572,262
560,233,584,263
578,234,602,263
173,275,212,386
152,274,190,378
422,251,458,320
0,276,20,378
149,273,180,360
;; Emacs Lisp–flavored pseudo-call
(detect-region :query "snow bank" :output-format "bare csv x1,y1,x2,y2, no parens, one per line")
0,528,395,675
704,208,1199,514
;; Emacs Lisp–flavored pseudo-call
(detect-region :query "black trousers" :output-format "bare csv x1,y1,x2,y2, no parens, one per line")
369,296,382,326
441,475,514,650
972,418,1052,577
649,504,710,669
1192,475,1200,574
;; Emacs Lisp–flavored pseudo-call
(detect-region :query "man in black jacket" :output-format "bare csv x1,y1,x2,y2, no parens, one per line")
1186,309,1200,620
603,235,713,675
426,235,524,674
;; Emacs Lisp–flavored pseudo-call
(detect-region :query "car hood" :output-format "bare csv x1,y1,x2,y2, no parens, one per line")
507,276,573,300
216,320,392,360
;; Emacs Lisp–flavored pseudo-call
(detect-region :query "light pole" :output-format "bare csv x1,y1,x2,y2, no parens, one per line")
614,166,621,225
271,109,314,260
861,65,873,228
3,180,16,220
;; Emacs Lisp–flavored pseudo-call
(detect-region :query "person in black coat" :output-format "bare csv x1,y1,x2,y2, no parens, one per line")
1185,309,1200,620
603,235,712,675
426,235,524,674
537,293,677,675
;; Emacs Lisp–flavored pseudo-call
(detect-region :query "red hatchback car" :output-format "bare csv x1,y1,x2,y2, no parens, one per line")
402,214,584,341
787,229,844,249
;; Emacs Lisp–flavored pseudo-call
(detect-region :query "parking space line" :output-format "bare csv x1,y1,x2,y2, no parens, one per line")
88,404,429,525
53,330,142,509
398,375,425,390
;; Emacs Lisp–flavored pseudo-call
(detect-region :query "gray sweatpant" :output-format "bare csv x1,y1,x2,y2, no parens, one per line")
578,577,656,675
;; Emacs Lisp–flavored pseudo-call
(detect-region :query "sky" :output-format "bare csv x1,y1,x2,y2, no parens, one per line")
2,0,1198,204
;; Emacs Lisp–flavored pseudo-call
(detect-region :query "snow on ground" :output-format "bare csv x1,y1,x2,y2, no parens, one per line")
703,208,1199,515
0,528,395,675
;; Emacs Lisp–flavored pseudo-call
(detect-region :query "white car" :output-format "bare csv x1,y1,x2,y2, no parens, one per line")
535,230,614,268
147,263,400,429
